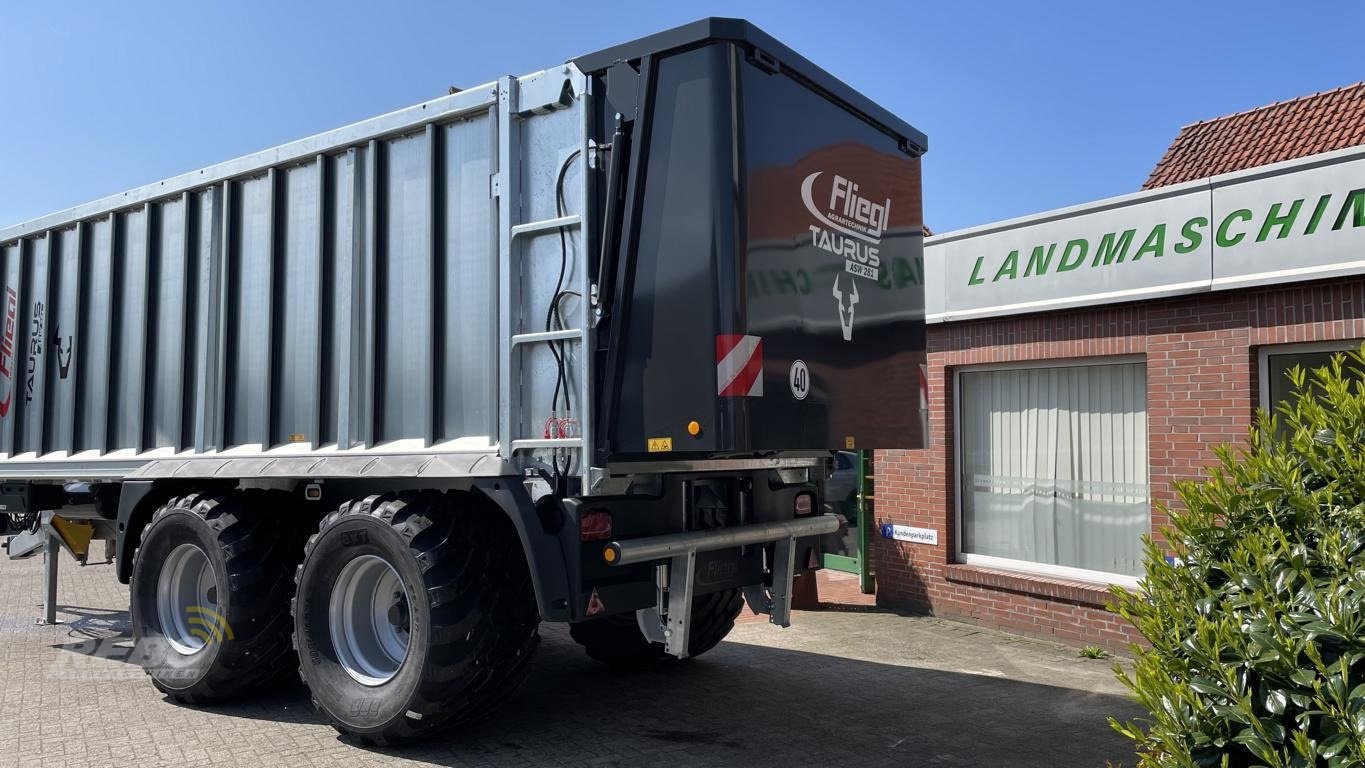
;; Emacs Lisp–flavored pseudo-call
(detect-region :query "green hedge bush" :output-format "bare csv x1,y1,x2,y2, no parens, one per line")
1112,346,1365,768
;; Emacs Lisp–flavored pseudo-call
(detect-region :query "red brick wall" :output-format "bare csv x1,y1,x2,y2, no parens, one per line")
874,277,1365,652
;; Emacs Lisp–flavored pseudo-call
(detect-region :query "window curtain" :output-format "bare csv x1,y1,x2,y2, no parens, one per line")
959,363,1148,577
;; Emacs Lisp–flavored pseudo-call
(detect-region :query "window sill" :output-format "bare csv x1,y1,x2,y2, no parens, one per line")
944,563,1118,608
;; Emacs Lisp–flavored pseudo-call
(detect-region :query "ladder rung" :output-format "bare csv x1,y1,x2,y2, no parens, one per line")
510,214,580,239
512,438,584,450
511,328,584,346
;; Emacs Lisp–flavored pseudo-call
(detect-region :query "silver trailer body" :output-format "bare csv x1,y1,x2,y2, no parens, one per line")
1,21,928,743
0,67,591,485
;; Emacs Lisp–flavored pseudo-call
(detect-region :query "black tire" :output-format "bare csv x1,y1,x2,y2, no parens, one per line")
569,588,743,671
293,491,539,745
129,491,300,703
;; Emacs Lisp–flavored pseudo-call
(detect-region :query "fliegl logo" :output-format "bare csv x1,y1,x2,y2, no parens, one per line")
0,287,17,418
801,171,891,282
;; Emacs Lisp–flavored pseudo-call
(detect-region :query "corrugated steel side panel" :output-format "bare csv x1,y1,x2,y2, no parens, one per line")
0,84,520,472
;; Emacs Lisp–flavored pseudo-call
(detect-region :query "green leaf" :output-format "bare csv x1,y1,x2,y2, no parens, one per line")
1190,677,1229,699
1318,733,1351,759
1265,689,1289,715
1109,343,1365,766
1214,704,1253,725
1259,717,1287,745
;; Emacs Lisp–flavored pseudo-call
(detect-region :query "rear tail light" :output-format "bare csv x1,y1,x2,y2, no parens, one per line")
794,493,815,517
580,509,614,542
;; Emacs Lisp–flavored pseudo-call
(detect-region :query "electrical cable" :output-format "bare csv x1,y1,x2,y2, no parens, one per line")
546,149,582,492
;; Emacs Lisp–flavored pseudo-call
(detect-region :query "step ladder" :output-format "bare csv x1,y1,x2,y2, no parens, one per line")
493,75,593,491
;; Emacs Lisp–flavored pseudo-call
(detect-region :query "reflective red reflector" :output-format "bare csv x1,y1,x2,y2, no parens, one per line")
580,510,614,542
794,493,814,516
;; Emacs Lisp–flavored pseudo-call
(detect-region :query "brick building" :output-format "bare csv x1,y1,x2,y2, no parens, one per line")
872,82,1365,651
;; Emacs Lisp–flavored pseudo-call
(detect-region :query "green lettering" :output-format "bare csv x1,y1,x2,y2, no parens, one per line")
1256,199,1304,242
1134,224,1166,260
747,271,765,298
1332,188,1365,230
1174,216,1206,254
1023,244,1055,277
1092,229,1136,267
1216,209,1252,247
795,269,810,295
1057,239,1088,272
967,256,986,286
772,270,799,294
992,250,1019,282
1304,194,1332,235
893,257,917,288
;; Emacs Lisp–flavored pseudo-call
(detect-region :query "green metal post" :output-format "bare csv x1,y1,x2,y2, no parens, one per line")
857,450,875,594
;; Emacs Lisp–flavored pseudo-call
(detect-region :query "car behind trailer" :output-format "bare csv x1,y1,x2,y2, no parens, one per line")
0,18,927,745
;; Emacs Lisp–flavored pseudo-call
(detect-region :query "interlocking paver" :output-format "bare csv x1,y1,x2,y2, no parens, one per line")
0,552,1140,767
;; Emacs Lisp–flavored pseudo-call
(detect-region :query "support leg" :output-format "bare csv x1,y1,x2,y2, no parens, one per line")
39,531,59,626
769,535,797,628
663,550,696,659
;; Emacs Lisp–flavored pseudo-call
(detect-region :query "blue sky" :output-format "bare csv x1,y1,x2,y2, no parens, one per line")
2,1,1362,233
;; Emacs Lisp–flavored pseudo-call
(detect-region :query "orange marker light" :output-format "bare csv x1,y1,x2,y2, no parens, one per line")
687,420,702,437
603,547,617,564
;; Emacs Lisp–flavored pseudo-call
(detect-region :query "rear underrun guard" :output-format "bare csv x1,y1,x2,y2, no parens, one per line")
602,514,840,658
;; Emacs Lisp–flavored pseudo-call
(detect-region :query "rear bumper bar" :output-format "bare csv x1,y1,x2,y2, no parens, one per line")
602,514,840,566
598,514,841,659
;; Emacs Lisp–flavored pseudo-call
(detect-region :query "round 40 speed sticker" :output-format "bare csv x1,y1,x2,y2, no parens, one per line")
789,360,810,401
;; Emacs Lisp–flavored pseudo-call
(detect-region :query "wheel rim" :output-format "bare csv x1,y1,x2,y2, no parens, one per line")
328,554,411,686
156,543,218,656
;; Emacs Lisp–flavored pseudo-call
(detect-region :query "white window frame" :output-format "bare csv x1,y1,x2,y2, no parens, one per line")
953,355,1146,589
1257,340,1361,414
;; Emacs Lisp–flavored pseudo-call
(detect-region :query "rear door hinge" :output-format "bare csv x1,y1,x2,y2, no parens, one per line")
749,47,780,74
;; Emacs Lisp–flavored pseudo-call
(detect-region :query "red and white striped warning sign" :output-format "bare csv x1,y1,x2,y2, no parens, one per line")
716,334,764,397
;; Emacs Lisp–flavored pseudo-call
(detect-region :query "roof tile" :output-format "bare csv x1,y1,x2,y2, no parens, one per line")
1143,82,1365,189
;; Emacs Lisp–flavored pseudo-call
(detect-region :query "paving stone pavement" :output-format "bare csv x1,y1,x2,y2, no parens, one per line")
0,552,1142,767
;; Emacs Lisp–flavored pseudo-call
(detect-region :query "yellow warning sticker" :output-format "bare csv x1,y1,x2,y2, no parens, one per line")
647,437,673,452
845,436,856,449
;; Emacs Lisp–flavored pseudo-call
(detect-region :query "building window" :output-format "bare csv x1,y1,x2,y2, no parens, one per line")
1259,342,1362,428
957,361,1148,582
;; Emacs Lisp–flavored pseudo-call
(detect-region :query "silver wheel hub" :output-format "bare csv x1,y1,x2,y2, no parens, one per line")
156,543,218,656
328,554,411,686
